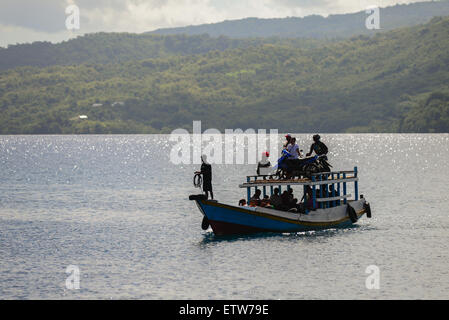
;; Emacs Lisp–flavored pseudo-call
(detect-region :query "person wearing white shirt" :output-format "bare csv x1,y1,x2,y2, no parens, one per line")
288,137,300,159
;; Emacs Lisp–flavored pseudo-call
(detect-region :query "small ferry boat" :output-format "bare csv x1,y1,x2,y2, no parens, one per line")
189,167,372,236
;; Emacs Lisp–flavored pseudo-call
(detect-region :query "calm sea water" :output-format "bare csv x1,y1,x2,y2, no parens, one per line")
0,134,448,299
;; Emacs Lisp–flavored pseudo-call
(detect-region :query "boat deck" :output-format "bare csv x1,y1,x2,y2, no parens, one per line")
239,170,358,188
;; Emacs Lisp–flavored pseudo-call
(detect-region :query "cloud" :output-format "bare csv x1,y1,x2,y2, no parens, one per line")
82,0,225,33
0,24,76,47
0,0,67,33
0,0,435,47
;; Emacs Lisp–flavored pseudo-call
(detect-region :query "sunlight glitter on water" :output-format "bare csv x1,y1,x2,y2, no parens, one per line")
0,134,448,299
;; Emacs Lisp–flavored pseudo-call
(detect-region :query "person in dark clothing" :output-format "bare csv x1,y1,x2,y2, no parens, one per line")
269,188,282,209
287,188,294,202
306,134,328,157
305,186,315,210
261,195,271,207
195,155,213,199
250,189,262,206
280,190,291,211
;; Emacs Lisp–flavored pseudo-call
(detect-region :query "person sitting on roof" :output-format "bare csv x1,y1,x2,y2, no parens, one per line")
306,134,328,157
257,151,272,176
286,137,300,160
283,134,292,149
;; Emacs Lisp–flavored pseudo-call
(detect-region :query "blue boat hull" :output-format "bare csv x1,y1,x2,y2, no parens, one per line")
193,199,366,236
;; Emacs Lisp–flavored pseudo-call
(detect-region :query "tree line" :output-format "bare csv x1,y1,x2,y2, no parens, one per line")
0,17,448,134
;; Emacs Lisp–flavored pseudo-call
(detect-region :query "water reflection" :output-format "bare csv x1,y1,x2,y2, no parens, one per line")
198,224,372,246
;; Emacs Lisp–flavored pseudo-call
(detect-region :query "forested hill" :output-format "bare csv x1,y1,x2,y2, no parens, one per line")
1,0,448,72
150,0,449,38
0,34,323,71
1,16,448,134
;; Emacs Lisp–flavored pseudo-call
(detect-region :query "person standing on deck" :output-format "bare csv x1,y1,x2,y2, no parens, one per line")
195,155,213,200
306,134,328,157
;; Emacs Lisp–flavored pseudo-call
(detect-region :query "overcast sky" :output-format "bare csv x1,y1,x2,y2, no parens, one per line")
0,0,433,47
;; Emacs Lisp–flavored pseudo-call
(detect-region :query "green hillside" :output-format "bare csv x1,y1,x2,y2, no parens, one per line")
0,33,324,71
1,1,448,72
1,17,448,134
